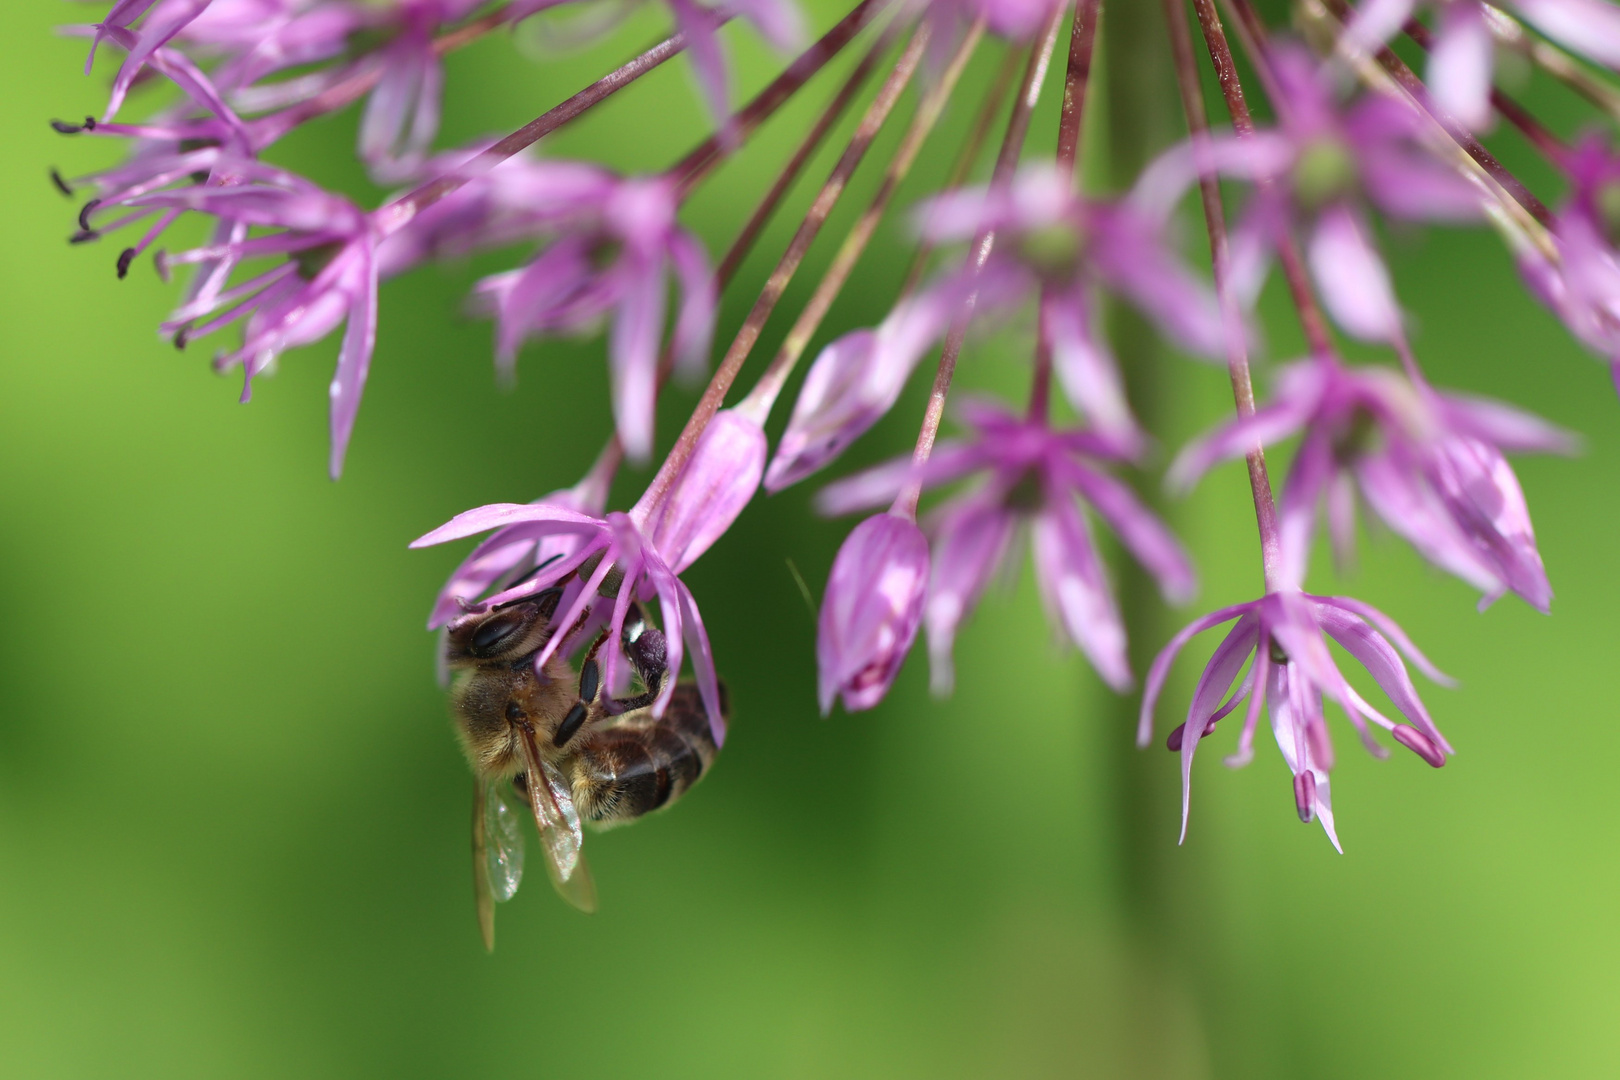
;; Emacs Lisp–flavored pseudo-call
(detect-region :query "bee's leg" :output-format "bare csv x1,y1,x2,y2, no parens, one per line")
607,602,667,713
551,630,611,749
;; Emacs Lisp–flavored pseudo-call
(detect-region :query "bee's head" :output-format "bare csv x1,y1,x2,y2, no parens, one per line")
443,586,564,667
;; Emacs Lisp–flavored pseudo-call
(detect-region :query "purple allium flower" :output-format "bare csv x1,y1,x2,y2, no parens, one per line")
426,451,617,630
355,0,485,181
418,403,768,736
817,512,930,714
135,163,381,478
82,0,494,181
1518,136,1620,383
85,0,216,121
376,152,613,275
1145,46,1483,343
817,399,1196,694
1141,588,1453,850
1347,0,1620,129
767,163,1228,491
414,500,725,742
56,51,258,271
470,171,715,462
1171,358,1574,609
174,0,363,101
916,164,1227,434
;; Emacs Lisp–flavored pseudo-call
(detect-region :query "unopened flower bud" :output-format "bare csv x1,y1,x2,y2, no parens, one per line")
817,513,930,714
767,292,952,492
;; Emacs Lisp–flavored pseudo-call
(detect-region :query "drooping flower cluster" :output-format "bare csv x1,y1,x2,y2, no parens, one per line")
48,0,1620,859
56,0,810,476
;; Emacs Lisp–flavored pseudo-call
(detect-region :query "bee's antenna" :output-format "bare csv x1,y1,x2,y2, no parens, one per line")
504,551,566,591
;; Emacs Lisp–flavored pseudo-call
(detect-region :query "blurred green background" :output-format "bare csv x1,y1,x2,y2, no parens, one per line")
4,0,1619,1076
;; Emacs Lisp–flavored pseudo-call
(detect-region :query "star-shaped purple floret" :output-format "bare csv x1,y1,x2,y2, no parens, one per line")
818,398,1196,693
1173,358,1573,610
1142,588,1454,850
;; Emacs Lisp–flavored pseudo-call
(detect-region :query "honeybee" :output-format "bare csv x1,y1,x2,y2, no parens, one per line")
444,585,725,949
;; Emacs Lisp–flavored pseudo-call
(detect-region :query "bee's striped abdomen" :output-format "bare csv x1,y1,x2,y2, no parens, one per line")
570,682,725,826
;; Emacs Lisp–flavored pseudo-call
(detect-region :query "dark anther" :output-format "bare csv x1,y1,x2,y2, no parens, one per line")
553,702,589,746
77,199,101,232
68,230,99,245
116,248,136,279
579,659,600,704
50,119,84,135
83,115,97,130
50,169,73,197
172,324,192,350
504,700,526,723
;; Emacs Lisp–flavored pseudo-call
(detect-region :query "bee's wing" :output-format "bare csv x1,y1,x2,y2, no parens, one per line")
472,779,528,950
518,729,599,914
472,779,497,951
485,782,526,901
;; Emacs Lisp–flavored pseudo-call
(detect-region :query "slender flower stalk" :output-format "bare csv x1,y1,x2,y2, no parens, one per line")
665,0,889,197
374,30,694,236
711,15,891,285
1026,0,1098,424
636,18,933,519
1193,0,1335,357
1166,0,1282,585
899,47,1023,298
738,18,986,420
895,1,1066,519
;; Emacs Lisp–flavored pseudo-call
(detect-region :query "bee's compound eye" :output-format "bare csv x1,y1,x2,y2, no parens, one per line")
470,614,524,656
